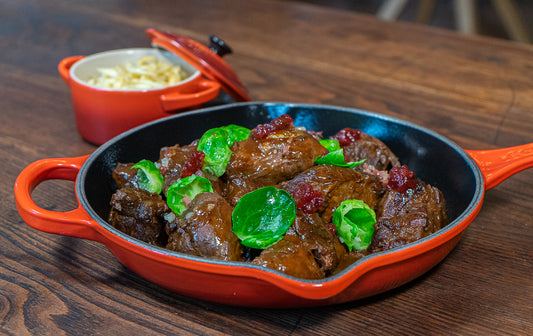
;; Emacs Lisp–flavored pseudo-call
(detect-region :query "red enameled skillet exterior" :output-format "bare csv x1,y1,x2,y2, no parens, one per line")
14,102,533,307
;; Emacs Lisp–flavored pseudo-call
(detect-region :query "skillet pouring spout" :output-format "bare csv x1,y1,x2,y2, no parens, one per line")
13,102,533,307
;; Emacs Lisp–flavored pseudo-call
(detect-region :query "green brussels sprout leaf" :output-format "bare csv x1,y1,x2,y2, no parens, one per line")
132,159,164,194
166,175,213,215
315,149,366,168
319,139,341,152
224,124,251,144
332,199,376,251
232,187,296,249
198,125,250,177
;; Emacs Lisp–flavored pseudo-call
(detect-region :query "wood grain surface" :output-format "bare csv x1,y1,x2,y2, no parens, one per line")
1,0,532,335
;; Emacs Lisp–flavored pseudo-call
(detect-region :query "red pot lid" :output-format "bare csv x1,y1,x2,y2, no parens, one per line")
146,28,250,102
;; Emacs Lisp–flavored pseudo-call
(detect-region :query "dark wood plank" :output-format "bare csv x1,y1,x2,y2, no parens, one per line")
1,0,532,335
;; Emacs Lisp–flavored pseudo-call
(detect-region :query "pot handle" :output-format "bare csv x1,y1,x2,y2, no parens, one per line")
160,79,221,111
465,142,533,190
14,155,106,243
58,56,85,85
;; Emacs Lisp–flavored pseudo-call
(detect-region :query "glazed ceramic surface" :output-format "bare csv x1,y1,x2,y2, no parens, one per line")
15,102,533,307
58,48,221,145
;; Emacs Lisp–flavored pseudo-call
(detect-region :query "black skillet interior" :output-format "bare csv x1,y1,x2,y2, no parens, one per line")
81,102,481,234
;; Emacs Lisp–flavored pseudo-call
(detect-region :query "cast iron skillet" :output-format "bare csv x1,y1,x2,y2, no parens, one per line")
15,102,533,307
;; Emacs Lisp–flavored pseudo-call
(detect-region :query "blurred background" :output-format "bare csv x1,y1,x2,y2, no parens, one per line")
284,0,532,44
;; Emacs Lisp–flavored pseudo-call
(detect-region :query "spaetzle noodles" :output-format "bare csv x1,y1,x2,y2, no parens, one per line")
87,56,188,89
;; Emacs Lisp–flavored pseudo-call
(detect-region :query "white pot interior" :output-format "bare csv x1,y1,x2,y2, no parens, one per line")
70,48,200,91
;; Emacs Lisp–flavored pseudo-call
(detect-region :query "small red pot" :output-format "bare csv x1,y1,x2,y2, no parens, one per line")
58,48,221,145
14,102,533,307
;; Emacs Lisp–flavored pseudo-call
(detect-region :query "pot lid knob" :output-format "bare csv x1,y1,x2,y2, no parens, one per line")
208,35,232,57
146,28,250,102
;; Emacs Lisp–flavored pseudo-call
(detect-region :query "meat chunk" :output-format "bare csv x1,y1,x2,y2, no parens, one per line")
332,250,369,275
224,126,328,204
252,212,346,279
165,192,242,261
289,212,347,272
157,143,224,196
368,182,448,252
157,143,200,194
279,165,383,222
109,187,170,246
222,176,264,207
342,132,400,171
112,163,139,189
251,235,325,279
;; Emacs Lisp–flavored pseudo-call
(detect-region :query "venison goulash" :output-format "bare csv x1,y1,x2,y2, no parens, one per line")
109,114,448,279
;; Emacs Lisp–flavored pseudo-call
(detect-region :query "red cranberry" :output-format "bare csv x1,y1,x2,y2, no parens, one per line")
387,165,417,193
330,128,361,147
181,150,205,178
251,114,294,140
291,183,324,214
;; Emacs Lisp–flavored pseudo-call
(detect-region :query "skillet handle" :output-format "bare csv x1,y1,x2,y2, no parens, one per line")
14,155,106,243
465,143,533,190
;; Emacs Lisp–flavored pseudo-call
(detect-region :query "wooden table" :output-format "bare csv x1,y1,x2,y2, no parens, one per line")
2,0,532,334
